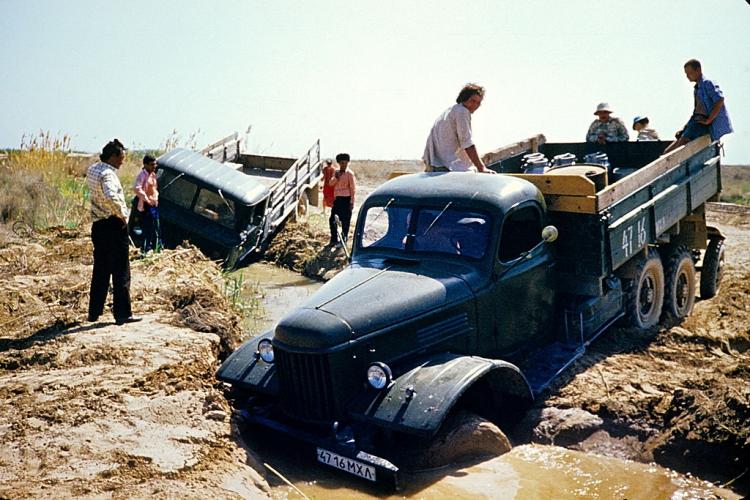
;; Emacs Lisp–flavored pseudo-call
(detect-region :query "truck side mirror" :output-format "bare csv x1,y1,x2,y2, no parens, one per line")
542,225,558,243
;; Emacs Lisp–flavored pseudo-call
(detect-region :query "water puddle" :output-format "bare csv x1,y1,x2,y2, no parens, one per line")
228,261,322,335
228,262,737,499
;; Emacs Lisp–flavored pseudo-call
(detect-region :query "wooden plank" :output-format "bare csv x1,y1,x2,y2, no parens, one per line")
507,173,597,196
595,135,711,211
481,134,546,166
201,132,239,156
545,195,597,213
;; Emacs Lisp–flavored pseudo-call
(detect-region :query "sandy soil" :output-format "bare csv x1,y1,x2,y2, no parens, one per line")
0,229,269,499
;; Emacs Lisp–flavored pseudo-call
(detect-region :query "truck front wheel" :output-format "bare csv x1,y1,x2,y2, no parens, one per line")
662,245,696,321
700,238,725,299
623,249,665,329
399,411,511,470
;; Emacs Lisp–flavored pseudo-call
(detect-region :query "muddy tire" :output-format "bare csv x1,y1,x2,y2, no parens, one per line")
700,238,725,299
622,249,665,329
292,190,310,222
662,245,696,321
402,411,511,470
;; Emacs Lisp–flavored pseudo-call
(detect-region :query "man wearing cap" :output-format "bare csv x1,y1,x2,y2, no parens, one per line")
586,103,629,144
633,116,659,141
86,139,141,326
423,83,495,173
664,59,733,154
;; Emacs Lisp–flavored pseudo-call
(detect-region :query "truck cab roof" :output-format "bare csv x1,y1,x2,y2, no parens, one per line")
366,172,545,215
158,148,270,206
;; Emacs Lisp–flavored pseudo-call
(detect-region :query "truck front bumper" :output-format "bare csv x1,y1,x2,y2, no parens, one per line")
239,401,400,490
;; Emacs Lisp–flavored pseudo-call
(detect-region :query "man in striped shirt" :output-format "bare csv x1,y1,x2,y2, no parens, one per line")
86,139,140,325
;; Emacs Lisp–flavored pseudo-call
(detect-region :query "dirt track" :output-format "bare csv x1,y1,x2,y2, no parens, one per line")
0,202,748,497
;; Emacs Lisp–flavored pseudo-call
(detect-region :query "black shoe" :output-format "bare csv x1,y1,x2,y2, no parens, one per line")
115,316,142,326
87,314,100,322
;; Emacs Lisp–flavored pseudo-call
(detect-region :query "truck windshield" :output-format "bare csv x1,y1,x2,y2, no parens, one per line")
194,188,236,228
360,204,490,259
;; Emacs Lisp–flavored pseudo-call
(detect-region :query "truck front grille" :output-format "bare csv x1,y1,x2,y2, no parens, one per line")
275,349,336,422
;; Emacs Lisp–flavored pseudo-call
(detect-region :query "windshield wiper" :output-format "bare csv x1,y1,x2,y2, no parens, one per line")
217,189,235,215
421,201,452,237
368,197,395,226
161,172,185,192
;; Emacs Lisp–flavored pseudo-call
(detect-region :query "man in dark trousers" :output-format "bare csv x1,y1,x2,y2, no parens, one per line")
86,139,141,325
327,153,356,248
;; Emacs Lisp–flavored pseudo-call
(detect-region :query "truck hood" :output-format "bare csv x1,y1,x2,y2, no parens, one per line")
274,265,474,350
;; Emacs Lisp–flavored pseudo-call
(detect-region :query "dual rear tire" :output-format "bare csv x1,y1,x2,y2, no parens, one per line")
622,240,723,329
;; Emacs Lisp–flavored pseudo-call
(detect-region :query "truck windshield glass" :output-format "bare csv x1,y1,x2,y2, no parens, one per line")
194,188,236,228
361,205,411,250
413,208,489,258
360,204,490,259
159,170,197,209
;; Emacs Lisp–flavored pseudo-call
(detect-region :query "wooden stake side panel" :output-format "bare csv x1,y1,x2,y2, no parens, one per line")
595,135,711,211
482,134,546,167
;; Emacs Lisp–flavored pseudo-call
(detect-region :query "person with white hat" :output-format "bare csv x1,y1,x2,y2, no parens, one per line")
632,116,660,141
586,102,629,144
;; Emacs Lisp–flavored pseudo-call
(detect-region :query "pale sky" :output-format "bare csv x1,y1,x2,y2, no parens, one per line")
2,0,749,164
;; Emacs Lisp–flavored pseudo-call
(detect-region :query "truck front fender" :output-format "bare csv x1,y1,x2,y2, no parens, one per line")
347,352,533,439
216,332,278,395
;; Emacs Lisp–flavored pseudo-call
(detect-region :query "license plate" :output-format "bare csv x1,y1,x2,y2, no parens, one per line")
316,447,376,481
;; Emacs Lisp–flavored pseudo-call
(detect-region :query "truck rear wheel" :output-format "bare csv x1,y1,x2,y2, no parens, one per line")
623,249,665,329
700,238,725,299
662,245,696,321
292,190,309,222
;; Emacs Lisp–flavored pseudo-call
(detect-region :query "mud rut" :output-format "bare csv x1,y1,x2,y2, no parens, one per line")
0,202,748,498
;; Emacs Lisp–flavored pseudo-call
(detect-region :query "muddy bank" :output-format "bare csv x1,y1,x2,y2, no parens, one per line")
0,226,268,499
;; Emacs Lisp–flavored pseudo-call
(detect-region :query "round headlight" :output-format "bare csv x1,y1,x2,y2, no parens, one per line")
367,362,392,390
257,339,274,363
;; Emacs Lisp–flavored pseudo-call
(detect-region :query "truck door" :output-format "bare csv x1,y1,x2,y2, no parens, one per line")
478,203,556,355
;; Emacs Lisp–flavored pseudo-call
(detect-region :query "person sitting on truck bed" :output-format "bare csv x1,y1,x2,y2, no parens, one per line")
663,59,733,154
632,115,659,141
422,83,495,174
328,153,356,248
586,103,629,144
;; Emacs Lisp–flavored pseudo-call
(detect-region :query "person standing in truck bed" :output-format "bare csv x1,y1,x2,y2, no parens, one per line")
328,153,356,248
664,59,733,154
422,83,495,174
586,103,629,144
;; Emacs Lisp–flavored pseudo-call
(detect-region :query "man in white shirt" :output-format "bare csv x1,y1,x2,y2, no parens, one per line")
423,83,495,174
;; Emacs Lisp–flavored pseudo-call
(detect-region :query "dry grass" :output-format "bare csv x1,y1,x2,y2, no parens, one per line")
721,165,750,205
0,131,143,230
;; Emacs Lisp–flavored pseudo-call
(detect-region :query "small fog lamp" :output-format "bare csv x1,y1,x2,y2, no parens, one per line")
257,339,274,363
367,362,392,390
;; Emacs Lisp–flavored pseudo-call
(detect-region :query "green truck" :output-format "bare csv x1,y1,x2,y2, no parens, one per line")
217,134,725,488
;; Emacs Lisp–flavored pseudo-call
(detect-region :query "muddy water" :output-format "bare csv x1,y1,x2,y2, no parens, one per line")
232,261,323,335
234,262,736,499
